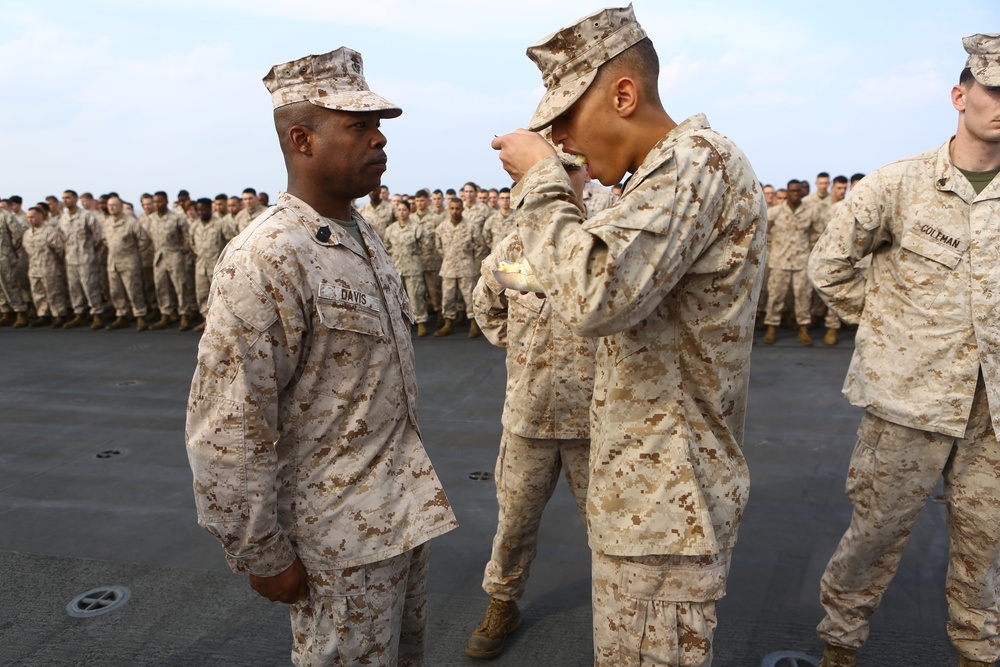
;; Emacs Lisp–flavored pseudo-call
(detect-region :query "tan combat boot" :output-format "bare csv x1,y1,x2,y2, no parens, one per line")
797,325,813,346
106,316,129,330
90,314,104,330
150,314,172,330
818,642,857,667
12,312,29,328
823,328,838,346
468,319,480,338
416,322,428,337
0,312,13,327
434,318,454,337
62,313,86,329
135,316,148,332
958,657,996,667
178,315,191,331
762,325,777,344
465,598,521,660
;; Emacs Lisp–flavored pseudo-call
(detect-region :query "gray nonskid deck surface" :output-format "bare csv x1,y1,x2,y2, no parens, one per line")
0,323,958,665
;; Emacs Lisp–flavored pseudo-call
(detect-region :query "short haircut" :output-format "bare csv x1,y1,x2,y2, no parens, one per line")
960,67,974,86
816,172,830,179
850,173,865,185
64,189,78,198
242,187,257,196
215,193,228,201
178,189,190,197
28,206,43,214
154,191,168,199
449,197,463,205
415,189,429,199
141,193,153,200
432,189,443,196
38,202,50,212
80,192,94,200
197,197,213,207
9,195,22,205
786,179,801,188
106,191,119,199
498,187,511,194
446,188,456,196
595,37,660,105
833,175,848,185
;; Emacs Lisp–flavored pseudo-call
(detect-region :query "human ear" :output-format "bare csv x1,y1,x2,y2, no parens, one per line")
289,125,313,156
952,84,967,113
614,77,639,118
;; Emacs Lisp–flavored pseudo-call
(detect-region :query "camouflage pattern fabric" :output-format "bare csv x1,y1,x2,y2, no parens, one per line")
513,113,766,559
186,191,456,578
105,214,151,318
22,224,69,317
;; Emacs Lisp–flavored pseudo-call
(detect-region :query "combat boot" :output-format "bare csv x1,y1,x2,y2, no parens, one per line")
12,312,29,329
150,314,172,330
797,326,813,347
762,325,777,344
468,319,480,338
106,316,129,331
465,598,521,660
135,316,148,332
90,314,104,330
434,318,454,337
62,313,86,329
51,316,65,329
958,657,996,667
178,315,191,331
818,642,857,667
0,312,12,327
823,328,838,346
29,316,52,328
416,322,428,337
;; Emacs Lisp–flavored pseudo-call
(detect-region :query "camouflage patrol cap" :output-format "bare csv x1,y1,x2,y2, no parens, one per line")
963,34,1000,87
525,4,647,131
262,47,402,117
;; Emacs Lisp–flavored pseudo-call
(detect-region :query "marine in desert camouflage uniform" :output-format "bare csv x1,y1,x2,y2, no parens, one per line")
493,6,766,665
103,196,152,331
481,188,515,253
185,47,457,667
434,197,485,338
412,189,443,317
58,190,106,330
357,188,394,239
383,200,430,336
188,198,235,332
148,191,194,330
465,161,596,660
808,34,1000,667
0,207,28,327
22,206,70,327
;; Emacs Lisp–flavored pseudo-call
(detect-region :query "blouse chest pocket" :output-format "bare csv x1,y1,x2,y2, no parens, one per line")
315,282,384,337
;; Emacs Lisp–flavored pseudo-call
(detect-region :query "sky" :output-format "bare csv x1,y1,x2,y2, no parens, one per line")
1,0,997,207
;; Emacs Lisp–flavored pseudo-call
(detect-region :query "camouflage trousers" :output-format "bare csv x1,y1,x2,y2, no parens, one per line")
422,270,441,313
29,273,69,317
289,543,429,667
763,267,811,327
154,252,192,315
818,378,1000,662
0,257,26,313
592,549,731,667
440,276,476,321
194,260,213,316
401,274,427,324
66,262,105,315
108,265,147,317
483,430,589,600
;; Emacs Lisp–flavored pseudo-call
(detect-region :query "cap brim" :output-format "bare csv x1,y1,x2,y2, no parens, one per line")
309,90,402,118
526,69,597,132
971,68,1000,87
